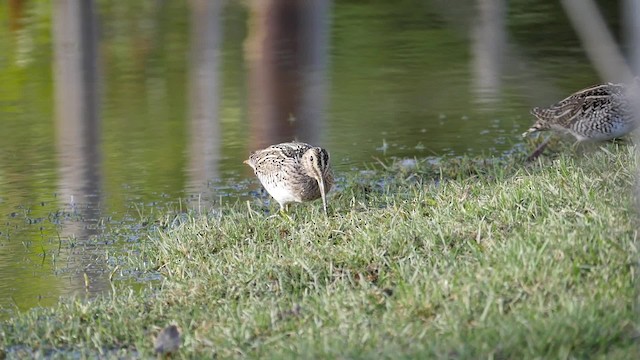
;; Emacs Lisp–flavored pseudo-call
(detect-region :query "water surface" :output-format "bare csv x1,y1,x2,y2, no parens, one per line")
0,0,625,314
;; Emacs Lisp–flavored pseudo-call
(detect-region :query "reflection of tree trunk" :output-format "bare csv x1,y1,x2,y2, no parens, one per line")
8,0,25,32
624,0,640,319
186,0,222,207
560,0,632,82
471,0,505,107
52,0,105,296
623,0,640,74
296,0,331,142
245,0,330,150
429,0,561,107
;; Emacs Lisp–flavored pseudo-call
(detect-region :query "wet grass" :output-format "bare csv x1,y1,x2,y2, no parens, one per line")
0,143,638,358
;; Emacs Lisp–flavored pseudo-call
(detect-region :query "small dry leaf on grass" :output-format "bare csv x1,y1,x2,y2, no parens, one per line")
154,324,181,356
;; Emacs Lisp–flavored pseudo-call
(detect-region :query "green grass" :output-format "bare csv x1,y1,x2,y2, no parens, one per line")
1,143,638,359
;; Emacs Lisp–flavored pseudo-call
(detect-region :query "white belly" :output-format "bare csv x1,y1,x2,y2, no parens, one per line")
261,180,300,206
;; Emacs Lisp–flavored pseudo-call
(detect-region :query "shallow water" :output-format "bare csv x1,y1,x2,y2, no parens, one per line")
0,0,626,314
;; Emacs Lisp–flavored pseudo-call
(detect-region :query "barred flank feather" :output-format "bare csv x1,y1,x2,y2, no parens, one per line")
523,81,638,141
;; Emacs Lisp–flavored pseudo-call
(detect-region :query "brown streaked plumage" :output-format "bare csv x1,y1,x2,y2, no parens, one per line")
244,141,334,215
523,79,639,142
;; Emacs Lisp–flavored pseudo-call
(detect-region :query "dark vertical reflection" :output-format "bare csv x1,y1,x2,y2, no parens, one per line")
53,0,106,296
186,0,223,208
561,0,631,82
245,0,330,150
8,0,25,32
623,0,640,327
429,0,560,108
295,0,331,142
623,0,640,74
471,0,505,107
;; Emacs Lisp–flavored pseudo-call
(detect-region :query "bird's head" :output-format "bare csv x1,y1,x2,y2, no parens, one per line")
522,107,551,137
302,147,331,215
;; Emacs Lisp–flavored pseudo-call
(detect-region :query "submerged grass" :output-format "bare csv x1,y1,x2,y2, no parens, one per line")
1,144,638,358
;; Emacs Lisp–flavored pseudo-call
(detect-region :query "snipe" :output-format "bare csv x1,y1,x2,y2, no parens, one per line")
523,79,639,142
244,141,334,215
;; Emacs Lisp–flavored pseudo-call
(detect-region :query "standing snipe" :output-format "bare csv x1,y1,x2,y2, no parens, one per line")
523,79,639,142
244,141,334,215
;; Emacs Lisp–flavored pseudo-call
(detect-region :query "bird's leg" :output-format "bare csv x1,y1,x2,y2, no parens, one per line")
266,203,287,220
571,139,593,156
276,203,294,223
570,140,580,154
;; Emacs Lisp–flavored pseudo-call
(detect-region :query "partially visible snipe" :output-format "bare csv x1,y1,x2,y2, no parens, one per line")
244,141,334,215
523,79,640,142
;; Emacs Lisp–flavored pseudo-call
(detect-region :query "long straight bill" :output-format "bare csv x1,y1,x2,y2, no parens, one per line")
318,177,328,216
